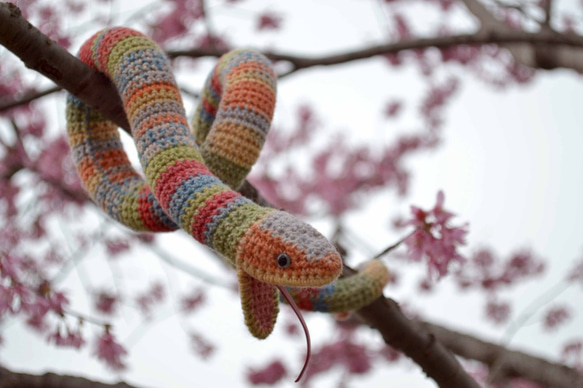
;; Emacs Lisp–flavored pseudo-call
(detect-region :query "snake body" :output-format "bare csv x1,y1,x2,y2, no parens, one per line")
65,27,389,340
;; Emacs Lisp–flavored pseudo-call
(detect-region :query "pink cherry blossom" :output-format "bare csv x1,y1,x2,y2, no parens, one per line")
104,238,131,257
190,331,214,359
384,100,402,118
181,288,205,313
257,12,282,31
135,282,165,317
420,77,459,130
247,360,287,385
485,298,511,325
392,13,411,39
95,330,127,371
94,291,120,316
567,258,583,286
543,305,571,331
0,285,15,315
149,0,204,43
195,33,230,50
133,233,156,244
47,325,85,349
455,248,545,291
399,191,468,279
378,345,401,362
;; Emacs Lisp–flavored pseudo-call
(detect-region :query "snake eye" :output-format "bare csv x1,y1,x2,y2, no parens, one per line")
277,253,291,268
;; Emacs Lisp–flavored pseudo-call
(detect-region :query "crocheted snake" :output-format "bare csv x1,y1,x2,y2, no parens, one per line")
65,27,389,377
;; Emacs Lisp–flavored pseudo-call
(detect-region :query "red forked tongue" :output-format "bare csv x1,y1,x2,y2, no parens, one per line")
276,285,311,383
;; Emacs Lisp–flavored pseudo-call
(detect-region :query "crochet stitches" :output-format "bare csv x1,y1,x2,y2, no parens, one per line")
65,27,389,341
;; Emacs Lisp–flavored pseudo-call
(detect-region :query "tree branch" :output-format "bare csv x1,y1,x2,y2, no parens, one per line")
0,86,62,112
4,2,583,116
1,2,581,387
171,29,583,76
460,0,583,71
0,366,139,388
0,2,129,130
421,321,583,388
543,0,553,26
351,293,481,387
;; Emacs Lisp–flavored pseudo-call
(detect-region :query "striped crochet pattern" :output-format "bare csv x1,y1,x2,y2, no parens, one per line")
65,27,389,339
284,260,389,312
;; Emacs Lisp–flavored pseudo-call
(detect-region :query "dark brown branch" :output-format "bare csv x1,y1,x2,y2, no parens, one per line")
343,264,481,387
543,0,552,26
460,0,579,71
1,3,580,387
352,294,481,387
421,322,583,388
169,29,583,76
0,2,129,130
4,3,583,116
0,366,139,388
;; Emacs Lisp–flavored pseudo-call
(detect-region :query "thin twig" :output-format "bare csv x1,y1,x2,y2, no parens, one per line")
63,307,111,327
150,244,231,289
0,86,62,113
487,280,572,383
372,229,416,259
543,0,552,26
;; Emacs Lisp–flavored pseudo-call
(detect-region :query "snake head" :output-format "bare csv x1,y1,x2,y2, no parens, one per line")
236,210,342,287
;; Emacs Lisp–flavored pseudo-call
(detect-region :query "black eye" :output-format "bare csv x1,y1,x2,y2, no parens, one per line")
277,253,291,268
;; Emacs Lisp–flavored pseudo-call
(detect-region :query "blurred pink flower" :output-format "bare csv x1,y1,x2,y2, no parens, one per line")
420,77,459,130
567,258,583,286
95,330,127,370
94,291,120,315
104,238,131,257
401,191,468,279
47,326,85,349
257,12,282,31
455,248,545,291
181,288,205,313
384,100,402,118
379,345,401,362
247,359,287,385
392,13,411,39
195,33,230,50
440,45,482,65
0,285,15,315
544,306,571,330
135,282,165,317
149,0,203,43
543,305,571,331
134,233,155,244
486,298,511,325
190,332,214,359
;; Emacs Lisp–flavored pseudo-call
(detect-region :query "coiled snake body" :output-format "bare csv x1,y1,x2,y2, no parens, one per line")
65,27,389,368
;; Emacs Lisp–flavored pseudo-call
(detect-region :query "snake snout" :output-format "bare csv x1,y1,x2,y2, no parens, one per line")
236,211,343,287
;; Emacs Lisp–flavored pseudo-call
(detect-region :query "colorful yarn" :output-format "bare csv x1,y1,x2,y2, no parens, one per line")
65,27,389,340
284,260,389,312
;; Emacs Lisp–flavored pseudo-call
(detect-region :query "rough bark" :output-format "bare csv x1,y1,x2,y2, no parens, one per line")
5,1,583,117
353,297,481,387
0,2,129,130
0,366,139,388
422,321,583,388
461,0,583,72
1,2,582,388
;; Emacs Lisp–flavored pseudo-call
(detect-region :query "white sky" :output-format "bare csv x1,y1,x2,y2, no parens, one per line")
2,1,583,387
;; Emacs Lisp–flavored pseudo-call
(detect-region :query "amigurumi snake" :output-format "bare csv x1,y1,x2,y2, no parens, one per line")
65,27,389,344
